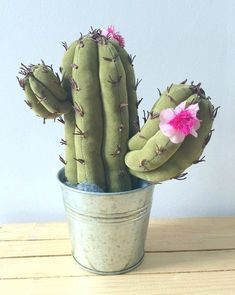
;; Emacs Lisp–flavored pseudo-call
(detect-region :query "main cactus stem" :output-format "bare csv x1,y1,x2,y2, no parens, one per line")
18,27,218,193
19,29,140,192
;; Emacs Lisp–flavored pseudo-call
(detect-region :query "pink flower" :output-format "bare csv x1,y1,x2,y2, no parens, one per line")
159,102,201,144
101,25,125,47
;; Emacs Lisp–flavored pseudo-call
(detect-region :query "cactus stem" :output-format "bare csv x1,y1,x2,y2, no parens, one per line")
57,116,65,124
74,158,85,165
24,99,32,109
203,129,215,148
111,145,121,157
167,83,173,93
180,79,187,84
193,155,205,164
62,42,68,51
73,102,84,117
128,54,136,66
136,97,143,108
172,172,188,180
35,94,47,102
134,78,142,90
108,75,122,86
60,139,67,145
55,73,60,83
157,88,161,96
59,155,67,165
70,78,80,91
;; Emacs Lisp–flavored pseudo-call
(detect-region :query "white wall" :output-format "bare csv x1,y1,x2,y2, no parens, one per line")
0,0,234,223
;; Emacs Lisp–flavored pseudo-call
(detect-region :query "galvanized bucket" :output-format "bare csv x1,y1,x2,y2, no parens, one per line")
57,168,155,275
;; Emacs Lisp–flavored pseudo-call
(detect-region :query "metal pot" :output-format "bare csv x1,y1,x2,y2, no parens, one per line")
57,168,155,275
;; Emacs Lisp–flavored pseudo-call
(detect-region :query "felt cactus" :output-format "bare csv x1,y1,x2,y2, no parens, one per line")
125,82,218,183
18,27,218,192
18,28,140,192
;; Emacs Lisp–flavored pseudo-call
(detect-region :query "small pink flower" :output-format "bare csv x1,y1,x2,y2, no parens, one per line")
101,25,125,47
159,102,201,144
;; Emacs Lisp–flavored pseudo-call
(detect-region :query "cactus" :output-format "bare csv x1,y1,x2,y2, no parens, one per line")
18,27,218,192
125,82,217,183
18,28,140,192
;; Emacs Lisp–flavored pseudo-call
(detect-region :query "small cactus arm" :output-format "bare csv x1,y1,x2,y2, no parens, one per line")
18,63,72,119
128,82,197,151
125,83,218,183
125,93,200,172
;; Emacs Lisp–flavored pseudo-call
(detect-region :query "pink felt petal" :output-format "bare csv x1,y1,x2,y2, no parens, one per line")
175,101,186,114
190,129,198,137
169,132,185,144
159,123,176,137
159,108,175,123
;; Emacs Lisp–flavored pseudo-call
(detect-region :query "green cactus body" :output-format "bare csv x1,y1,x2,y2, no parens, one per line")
128,84,194,151
23,78,55,119
28,65,71,115
71,37,106,190
110,40,139,137
60,42,78,184
98,41,132,192
128,98,214,183
125,94,199,172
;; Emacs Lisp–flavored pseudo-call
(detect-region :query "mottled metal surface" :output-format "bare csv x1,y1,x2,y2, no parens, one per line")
57,168,155,274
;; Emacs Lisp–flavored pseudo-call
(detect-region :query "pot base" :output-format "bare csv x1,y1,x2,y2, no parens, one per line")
72,254,145,275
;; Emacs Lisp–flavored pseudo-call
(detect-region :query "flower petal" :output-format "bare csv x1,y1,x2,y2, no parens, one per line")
159,108,175,123
188,103,199,115
175,101,186,114
159,122,176,137
190,128,198,137
169,132,185,144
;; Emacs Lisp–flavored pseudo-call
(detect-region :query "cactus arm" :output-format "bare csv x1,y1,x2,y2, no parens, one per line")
128,84,195,151
72,38,106,190
125,94,199,172
110,40,139,137
29,76,71,115
33,65,67,101
129,98,214,183
23,77,55,119
98,41,132,192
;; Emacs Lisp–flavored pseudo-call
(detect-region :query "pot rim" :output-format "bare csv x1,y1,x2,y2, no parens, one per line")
57,168,155,196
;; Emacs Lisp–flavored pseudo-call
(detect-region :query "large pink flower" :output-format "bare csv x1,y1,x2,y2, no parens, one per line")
101,25,125,47
159,102,201,144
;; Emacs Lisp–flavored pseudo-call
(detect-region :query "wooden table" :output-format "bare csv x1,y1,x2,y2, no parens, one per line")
0,217,235,294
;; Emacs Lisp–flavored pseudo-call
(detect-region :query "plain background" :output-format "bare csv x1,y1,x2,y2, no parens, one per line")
0,0,234,223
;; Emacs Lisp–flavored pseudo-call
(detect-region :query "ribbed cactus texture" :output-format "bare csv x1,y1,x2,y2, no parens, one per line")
18,29,140,192
125,82,218,183
18,27,218,192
